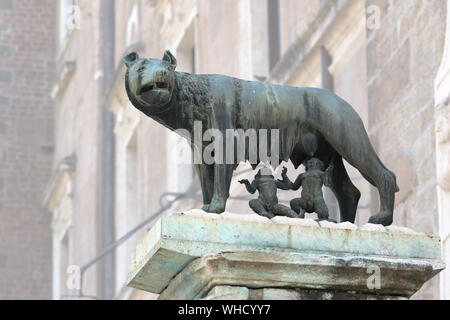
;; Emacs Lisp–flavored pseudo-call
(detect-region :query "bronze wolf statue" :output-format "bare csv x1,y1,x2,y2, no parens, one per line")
123,50,399,226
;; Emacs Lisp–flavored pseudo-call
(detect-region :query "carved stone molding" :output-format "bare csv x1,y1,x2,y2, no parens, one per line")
268,0,352,85
42,154,76,210
113,104,140,145
436,105,450,191
435,1,450,192
42,154,76,240
436,1,450,106
51,60,77,100
434,0,450,300
152,0,197,49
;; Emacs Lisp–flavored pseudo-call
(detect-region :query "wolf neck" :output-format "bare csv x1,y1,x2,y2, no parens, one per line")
151,72,211,133
170,72,212,134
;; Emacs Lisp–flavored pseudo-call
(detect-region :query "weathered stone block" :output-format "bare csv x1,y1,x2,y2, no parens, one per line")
203,286,249,300
127,210,444,300
368,39,411,126
261,288,406,300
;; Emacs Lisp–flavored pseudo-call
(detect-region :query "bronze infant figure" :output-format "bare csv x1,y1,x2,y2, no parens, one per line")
239,167,299,219
279,158,330,220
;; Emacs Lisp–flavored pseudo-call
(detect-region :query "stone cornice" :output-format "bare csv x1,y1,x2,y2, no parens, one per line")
42,154,76,211
127,210,443,299
268,0,354,85
51,60,77,100
151,0,198,50
435,1,450,106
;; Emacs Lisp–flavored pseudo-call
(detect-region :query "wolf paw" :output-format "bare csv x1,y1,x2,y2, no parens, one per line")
368,211,393,226
202,201,225,214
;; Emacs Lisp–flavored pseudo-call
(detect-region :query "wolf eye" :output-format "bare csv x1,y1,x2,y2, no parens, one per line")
137,66,146,73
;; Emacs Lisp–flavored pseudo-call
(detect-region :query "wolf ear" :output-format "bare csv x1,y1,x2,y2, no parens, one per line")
123,52,139,68
162,50,177,70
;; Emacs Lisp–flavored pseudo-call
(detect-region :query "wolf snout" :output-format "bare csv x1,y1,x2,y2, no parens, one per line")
138,78,170,95
138,83,154,95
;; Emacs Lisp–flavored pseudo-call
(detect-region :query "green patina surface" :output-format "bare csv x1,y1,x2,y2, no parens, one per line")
127,211,443,295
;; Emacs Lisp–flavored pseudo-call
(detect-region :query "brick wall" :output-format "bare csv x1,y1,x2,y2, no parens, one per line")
0,0,56,299
366,0,446,299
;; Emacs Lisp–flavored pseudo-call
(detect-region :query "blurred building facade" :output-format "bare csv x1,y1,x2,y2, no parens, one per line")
0,0,56,299
1,0,449,299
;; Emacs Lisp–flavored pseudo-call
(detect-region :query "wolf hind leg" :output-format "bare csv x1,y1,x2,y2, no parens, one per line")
328,156,361,223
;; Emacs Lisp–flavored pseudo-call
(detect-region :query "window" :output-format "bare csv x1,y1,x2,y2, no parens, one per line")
42,154,75,299
125,132,138,266
50,186,73,299
112,106,140,296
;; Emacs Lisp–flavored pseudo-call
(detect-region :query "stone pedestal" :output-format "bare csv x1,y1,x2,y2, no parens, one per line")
126,210,445,300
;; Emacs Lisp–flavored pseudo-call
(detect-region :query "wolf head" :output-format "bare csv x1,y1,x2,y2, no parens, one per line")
123,50,177,111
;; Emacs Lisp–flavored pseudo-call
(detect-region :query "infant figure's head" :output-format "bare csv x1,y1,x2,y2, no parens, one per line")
304,157,324,171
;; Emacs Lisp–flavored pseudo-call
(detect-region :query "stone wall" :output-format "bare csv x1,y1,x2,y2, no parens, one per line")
366,0,447,299
280,0,320,55
50,0,105,298
196,0,252,79
0,0,56,299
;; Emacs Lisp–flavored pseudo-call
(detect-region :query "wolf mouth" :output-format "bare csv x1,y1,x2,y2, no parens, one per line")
138,81,170,95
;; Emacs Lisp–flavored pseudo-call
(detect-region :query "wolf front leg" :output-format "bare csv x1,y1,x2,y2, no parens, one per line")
196,164,214,209
202,164,235,213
